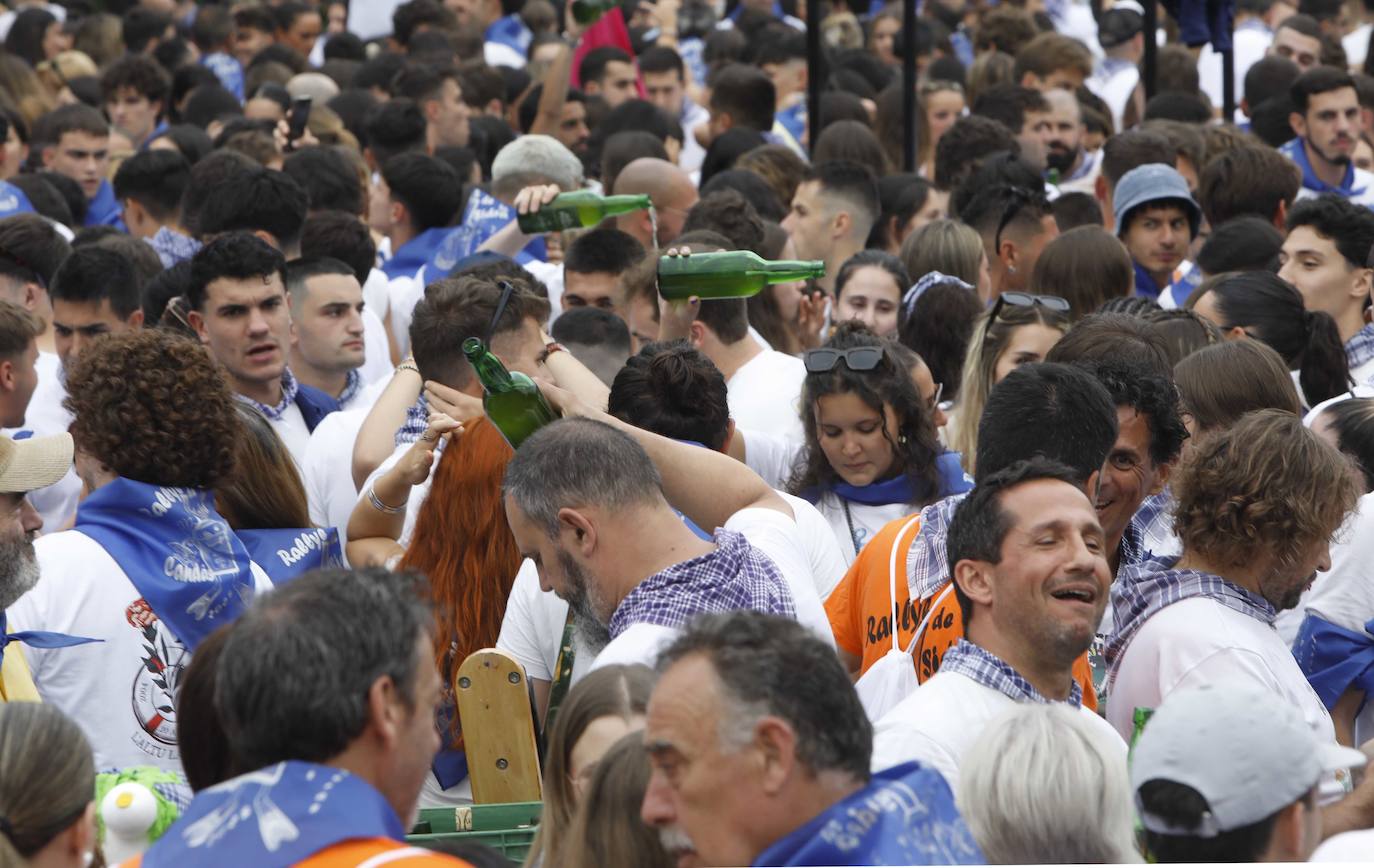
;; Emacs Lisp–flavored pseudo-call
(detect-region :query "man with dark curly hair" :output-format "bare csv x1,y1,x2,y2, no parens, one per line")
6,329,272,782
1105,410,1374,837
186,232,339,463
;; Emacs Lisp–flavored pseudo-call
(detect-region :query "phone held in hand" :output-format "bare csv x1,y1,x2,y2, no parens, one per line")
285,96,312,151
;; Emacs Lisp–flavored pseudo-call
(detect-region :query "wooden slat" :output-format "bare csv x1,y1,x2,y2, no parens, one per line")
455,648,542,804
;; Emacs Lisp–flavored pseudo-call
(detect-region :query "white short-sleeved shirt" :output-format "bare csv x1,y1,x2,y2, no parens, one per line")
301,404,371,541
727,348,806,445
268,400,313,469
1311,827,1374,861
870,670,1125,794
359,306,394,388
8,531,272,774
1108,596,1352,800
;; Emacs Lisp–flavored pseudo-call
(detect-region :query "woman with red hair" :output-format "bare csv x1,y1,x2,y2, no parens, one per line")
348,414,523,805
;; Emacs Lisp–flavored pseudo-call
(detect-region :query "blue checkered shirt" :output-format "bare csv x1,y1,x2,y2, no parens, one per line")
395,394,430,447
236,368,299,422
938,639,1083,707
1105,555,1276,691
608,529,796,637
1347,322,1374,373
1134,489,1181,560
146,226,201,269
337,369,363,408
905,494,964,600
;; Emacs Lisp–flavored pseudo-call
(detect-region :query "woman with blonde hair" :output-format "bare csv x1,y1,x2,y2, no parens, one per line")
0,699,98,866
901,219,991,303
947,294,1070,474
524,665,655,868
36,51,99,107
561,733,675,868
0,54,56,127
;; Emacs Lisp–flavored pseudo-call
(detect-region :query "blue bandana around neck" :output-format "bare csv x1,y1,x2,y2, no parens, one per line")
85,179,125,229
236,528,342,586
424,190,547,280
0,611,99,674
74,478,257,651
1280,137,1364,197
142,761,405,867
812,452,973,507
751,761,984,866
381,226,451,281
1133,260,1163,299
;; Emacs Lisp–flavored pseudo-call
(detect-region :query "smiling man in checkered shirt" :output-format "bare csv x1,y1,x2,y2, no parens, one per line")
868,456,1128,793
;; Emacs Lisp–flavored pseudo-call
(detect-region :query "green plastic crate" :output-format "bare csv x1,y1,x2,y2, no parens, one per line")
408,802,542,864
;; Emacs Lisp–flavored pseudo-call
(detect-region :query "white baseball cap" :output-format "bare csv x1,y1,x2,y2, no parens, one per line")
1131,684,1366,837
0,432,72,494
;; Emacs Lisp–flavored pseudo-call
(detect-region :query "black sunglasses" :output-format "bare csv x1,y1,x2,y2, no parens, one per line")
484,279,516,345
804,346,886,374
980,292,1070,344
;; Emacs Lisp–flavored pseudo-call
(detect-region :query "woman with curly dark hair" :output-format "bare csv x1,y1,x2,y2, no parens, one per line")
5,329,271,788
753,322,972,563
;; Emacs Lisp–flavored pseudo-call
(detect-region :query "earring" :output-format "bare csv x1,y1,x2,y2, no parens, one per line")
899,434,908,445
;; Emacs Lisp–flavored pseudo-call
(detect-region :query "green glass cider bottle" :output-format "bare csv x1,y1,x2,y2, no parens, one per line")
462,337,558,449
516,191,652,233
570,0,614,24
657,250,826,300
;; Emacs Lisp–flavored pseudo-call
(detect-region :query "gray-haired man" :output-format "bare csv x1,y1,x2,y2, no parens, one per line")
502,401,835,671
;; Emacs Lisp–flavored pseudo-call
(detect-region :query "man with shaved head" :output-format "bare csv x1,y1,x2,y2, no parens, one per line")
612,157,699,248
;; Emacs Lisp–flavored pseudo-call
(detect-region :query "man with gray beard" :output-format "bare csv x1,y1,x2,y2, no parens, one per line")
0,430,75,702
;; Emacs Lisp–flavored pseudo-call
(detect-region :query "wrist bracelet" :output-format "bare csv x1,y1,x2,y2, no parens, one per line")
367,486,407,514
396,363,420,376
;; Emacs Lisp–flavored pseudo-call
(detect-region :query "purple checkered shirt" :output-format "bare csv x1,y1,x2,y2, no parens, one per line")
938,639,1083,707
1105,555,1276,691
1134,489,1180,560
608,529,796,637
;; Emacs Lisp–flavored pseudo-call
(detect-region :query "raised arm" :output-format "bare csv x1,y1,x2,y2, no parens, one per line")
541,381,792,529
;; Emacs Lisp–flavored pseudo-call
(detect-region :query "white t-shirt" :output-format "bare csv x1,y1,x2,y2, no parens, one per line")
3,350,81,530
776,492,848,602
1296,173,1374,209
1311,827,1374,861
496,559,592,687
1275,492,1374,737
269,400,313,469
1108,596,1353,800
1198,24,1270,113
870,669,1125,794
727,347,806,446
301,404,370,541
1086,62,1139,134
388,273,426,359
8,531,272,775
1345,23,1373,70
359,306,394,387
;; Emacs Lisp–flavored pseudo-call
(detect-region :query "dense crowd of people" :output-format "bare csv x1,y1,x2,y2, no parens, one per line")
4,0,1374,865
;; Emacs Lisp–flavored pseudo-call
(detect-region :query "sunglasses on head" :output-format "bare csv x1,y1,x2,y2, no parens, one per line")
484,279,516,346
980,292,1070,343
804,346,886,374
